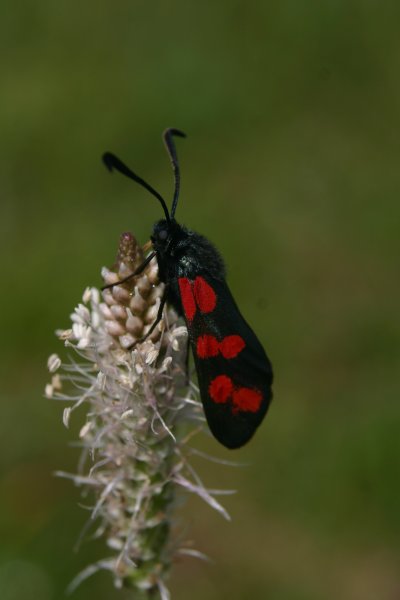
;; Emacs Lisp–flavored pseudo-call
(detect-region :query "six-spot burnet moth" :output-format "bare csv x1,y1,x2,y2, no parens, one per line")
102,129,273,449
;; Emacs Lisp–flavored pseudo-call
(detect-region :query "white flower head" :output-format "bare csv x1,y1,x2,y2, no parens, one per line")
46,232,231,597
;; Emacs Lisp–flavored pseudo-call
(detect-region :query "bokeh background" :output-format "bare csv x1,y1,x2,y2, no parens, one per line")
1,2,400,599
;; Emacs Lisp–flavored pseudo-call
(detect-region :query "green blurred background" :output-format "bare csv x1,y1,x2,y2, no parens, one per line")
1,1,399,599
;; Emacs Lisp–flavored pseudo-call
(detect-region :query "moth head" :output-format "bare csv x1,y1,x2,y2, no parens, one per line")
151,220,169,245
151,219,183,253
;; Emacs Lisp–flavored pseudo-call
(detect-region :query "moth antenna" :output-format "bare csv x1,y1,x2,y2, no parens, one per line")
102,152,171,224
163,128,186,218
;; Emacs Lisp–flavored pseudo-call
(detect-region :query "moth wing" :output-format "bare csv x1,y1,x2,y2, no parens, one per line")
178,275,273,449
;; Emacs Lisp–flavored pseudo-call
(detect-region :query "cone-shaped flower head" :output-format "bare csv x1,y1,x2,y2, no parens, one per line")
46,233,230,599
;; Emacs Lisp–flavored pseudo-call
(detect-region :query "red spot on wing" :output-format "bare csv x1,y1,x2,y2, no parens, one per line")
193,276,217,314
232,387,263,413
197,335,219,358
209,375,233,404
219,335,246,359
178,277,196,321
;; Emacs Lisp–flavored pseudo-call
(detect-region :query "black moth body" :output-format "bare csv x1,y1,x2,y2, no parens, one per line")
103,129,273,449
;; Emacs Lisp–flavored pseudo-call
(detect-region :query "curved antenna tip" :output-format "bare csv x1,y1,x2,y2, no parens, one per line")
164,127,187,139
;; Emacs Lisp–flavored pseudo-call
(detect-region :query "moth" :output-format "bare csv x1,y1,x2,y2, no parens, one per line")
102,129,273,449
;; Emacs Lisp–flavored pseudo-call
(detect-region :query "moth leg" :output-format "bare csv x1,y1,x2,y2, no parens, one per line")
127,286,168,350
101,251,156,291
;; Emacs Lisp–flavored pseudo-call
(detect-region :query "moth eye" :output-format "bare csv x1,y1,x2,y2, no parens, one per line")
158,229,168,241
